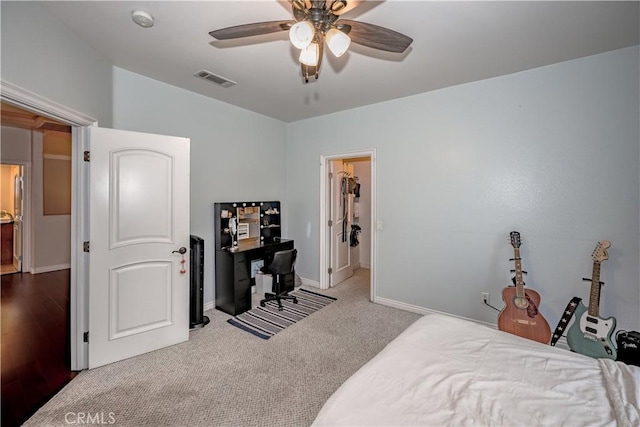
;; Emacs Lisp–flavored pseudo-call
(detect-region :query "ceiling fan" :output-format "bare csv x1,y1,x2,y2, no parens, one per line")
209,0,413,83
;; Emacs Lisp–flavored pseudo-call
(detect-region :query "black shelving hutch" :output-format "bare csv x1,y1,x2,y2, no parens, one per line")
213,201,293,315
259,201,281,244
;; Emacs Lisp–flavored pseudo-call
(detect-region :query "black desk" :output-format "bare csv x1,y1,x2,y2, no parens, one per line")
214,239,294,315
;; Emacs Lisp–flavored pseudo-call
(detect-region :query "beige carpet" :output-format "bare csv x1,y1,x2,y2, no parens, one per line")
25,269,421,427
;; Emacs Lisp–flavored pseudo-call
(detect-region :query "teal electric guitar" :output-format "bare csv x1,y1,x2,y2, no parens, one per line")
567,241,617,359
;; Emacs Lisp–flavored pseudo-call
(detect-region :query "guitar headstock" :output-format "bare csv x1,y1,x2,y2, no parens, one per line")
509,231,521,249
591,240,611,263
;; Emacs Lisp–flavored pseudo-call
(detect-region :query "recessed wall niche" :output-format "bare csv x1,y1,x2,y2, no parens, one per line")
43,130,71,215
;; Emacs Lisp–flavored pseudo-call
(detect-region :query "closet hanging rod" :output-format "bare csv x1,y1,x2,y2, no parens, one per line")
335,170,359,181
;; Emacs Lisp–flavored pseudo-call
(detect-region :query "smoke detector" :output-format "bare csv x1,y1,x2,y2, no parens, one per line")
132,10,154,28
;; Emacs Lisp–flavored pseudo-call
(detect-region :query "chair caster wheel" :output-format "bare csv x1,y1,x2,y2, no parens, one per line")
293,298,298,304
260,302,265,307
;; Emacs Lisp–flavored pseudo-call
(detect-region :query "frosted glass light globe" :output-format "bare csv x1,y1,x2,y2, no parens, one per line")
326,28,351,57
299,42,319,66
289,21,315,49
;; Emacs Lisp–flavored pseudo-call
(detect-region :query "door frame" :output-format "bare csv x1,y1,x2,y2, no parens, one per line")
1,80,97,370
319,149,376,301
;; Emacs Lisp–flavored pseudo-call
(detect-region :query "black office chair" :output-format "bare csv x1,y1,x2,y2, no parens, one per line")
259,249,298,310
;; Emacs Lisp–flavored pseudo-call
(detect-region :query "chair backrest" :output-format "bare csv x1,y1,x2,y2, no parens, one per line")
268,249,297,275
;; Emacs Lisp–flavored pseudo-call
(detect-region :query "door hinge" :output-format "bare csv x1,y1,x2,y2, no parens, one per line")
83,241,90,252
83,331,89,343
328,268,333,275
329,172,333,179
328,220,333,227
84,151,90,162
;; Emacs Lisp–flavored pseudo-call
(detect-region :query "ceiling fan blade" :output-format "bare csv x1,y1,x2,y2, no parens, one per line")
209,21,294,40
338,20,413,53
326,0,362,16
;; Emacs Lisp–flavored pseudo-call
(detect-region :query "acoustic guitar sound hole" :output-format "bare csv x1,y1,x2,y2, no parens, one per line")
513,296,529,309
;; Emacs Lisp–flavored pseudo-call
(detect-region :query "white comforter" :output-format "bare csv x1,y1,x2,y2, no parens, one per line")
313,314,640,426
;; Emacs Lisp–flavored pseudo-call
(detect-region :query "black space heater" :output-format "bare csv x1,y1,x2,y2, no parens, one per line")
190,235,210,329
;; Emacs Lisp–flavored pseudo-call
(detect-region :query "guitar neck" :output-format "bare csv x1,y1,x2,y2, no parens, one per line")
513,247,525,298
588,261,601,317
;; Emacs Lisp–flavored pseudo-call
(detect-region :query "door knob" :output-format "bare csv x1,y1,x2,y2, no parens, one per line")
172,247,187,254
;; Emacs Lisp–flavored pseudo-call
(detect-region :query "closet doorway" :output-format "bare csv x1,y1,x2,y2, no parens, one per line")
319,150,376,300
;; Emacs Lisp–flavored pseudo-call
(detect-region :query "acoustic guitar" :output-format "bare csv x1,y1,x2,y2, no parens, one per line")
567,241,617,359
497,231,552,344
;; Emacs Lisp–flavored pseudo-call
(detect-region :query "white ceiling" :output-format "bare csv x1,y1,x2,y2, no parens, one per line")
39,1,639,123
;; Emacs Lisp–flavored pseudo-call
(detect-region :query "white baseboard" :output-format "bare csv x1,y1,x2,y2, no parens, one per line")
374,295,569,350
300,277,320,288
30,263,71,274
374,296,496,328
359,261,371,269
203,301,214,312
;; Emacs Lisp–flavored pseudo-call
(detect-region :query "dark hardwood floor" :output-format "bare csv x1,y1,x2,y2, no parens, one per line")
1,269,77,427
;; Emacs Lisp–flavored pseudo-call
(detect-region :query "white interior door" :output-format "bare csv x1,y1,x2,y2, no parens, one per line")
89,127,190,369
330,160,354,286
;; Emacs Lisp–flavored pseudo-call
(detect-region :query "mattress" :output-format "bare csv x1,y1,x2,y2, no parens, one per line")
313,314,640,426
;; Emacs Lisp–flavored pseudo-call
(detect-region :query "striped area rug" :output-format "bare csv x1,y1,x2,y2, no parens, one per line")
227,288,336,339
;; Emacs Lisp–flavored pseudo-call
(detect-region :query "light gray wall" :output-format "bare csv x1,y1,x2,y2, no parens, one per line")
0,2,113,126
1,0,288,306
3,0,637,332
0,126,31,162
286,46,640,332
111,67,288,304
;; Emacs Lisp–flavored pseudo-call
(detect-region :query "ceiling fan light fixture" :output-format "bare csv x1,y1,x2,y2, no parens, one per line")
289,21,315,49
326,28,351,57
208,0,412,83
299,42,319,67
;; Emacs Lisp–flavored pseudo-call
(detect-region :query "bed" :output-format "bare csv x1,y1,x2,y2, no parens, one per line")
313,314,640,426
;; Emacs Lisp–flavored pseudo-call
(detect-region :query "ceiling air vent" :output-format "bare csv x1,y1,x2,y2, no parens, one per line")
194,69,236,88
